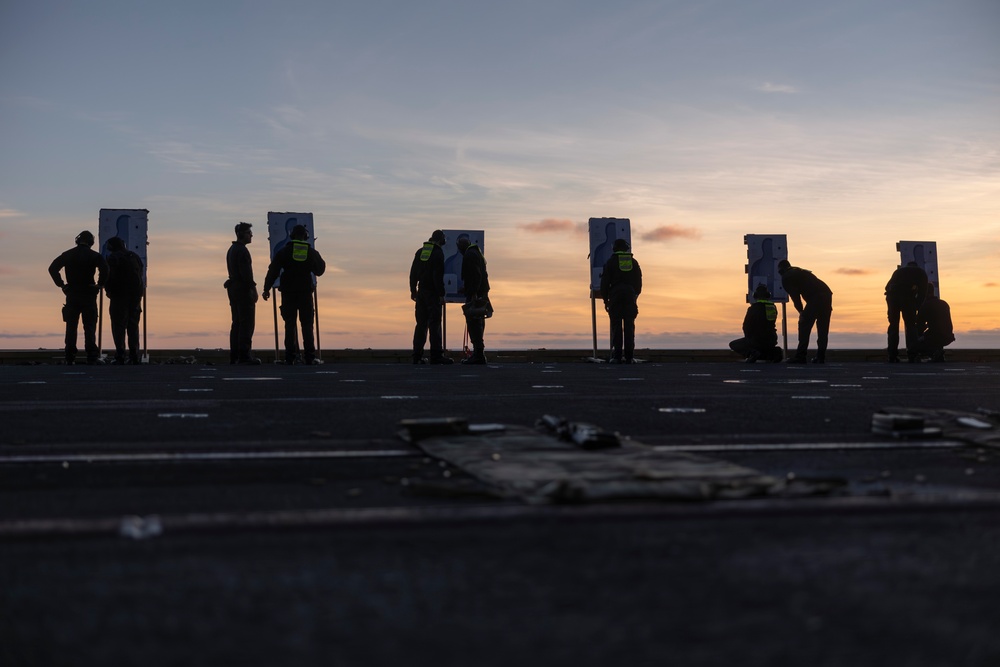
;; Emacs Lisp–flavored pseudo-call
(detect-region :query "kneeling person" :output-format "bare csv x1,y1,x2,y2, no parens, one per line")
729,285,782,363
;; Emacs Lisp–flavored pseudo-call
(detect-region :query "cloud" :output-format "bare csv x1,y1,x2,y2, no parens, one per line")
985,282,997,288
834,267,873,276
516,218,585,235
0,208,24,219
758,82,797,94
641,225,701,243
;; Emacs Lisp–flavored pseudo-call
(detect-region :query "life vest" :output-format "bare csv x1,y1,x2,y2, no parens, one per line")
615,251,633,272
419,242,436,261
292,240,310,262
757,299,777,322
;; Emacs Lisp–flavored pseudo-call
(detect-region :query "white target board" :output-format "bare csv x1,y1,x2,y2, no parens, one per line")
441,229,485,303
744,234,788,303
589,218,631,294
98,209,148,283
267,212,316,288
897,240,939,296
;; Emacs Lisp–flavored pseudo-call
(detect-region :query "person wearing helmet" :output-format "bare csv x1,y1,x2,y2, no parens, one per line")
48,231,109,364
600,238,642,364
104,236,145,365
262,224,327,364
225,222,261,365
457,236,492,365
729,284,782,363
409,229,453,364
777,258,833,363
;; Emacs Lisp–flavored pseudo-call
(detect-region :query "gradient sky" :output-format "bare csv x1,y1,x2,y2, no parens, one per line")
2,0,998,351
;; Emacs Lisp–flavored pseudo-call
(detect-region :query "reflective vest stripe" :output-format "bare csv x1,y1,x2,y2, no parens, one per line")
292,241,309,262
419,242,435,262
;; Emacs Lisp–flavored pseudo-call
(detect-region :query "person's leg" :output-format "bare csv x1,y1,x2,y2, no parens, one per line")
63,299,81,363
886,298,901,360
298,293,316,362
901,303,918,361
412,296,430,362
623,316,636,361
126,300,142,363
792,306,815,361
465,314,486,361
236,296,256,361
729,338,750,357
81,297,99,363
427,300,444,360
814,300,832,362
280,301,299,363
109,299,127,362
228,290,240,363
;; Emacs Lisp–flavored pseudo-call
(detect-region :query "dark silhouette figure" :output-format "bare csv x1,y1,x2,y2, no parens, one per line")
458,237,491,365
747,237,779,301
600,239,643,364
912,291,955,362
730,284,782,363
48,231,108,364
225,222,260,365
885,261,929,362
262,225,326,365
778,259,833,364
409,230,453,365
105,237,144,365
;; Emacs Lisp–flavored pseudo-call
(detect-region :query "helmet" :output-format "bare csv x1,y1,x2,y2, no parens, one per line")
291,224,309,241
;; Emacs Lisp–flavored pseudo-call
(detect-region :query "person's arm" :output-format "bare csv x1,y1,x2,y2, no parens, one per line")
311,249,326,277
96,254,109,288
48,255,66,288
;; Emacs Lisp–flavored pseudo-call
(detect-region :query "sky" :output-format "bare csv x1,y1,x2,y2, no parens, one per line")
1,0,998,352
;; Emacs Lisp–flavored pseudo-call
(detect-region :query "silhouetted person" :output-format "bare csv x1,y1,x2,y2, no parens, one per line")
48,231,108,365
885,261,928,362
912,291,955,362
458,237,491,364
105,236,144,365
777,259,833,363
600,238,642,363
409,229,453,364
262,224,326,365
225,222,260,365
730,284,782,363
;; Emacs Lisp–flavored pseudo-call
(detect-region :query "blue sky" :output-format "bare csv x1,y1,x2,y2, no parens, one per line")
1,0,998,350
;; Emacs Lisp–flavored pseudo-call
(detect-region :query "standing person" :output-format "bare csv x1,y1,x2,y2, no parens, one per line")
262,224,326,365
457,237,491,365
600,239,642,364
912,289,955,362
884,261,928,362
225,222,260,365
777,259,833,364
48,231,108,365
104,236,144,365
409,229,453,365
729,284,782,363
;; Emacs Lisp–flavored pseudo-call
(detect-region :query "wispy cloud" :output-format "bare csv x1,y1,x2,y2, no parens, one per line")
835,268,873,276
516,218,583,234
758,82,797,94
641,225,701,243
0,208,25,218
985,282,997,288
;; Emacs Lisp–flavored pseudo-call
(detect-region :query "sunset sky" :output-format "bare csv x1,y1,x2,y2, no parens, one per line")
2,0,998,352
